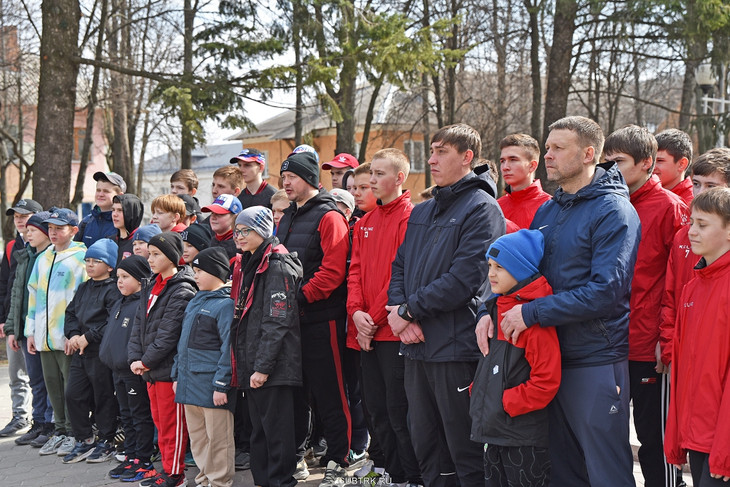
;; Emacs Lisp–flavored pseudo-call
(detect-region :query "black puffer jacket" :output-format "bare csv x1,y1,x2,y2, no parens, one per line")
64,277,121,357
128,267,197,382
232,237,303,389
100,290,145,371
388,172,505,362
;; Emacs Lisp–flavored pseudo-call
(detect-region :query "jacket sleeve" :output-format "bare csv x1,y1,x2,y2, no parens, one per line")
64,284,83,339
406,202,503,320
85,286,120,345
709,363,730,477
664,295,687,467
25,257,41,338
212,299,235,393
4,252,24,337
140,287,196,371
659,231,683,365
346,220,365,317
254,260,296,375
0,240,13,323
301,211,349,303
522,200,638,327
502,326,561,417
128,290,146,363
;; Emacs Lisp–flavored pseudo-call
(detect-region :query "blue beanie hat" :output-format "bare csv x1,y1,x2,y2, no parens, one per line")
86,238,119,269
486,229,544,283
133,224,162,243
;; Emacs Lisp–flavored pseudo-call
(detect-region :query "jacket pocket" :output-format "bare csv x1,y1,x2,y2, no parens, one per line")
187,349,220,373
189,314,222,350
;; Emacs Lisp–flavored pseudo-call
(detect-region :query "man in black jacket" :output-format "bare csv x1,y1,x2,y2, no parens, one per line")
387,124,505,487
276,152,351,486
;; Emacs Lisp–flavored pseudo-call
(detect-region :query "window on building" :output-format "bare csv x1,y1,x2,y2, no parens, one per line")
404,139,425,173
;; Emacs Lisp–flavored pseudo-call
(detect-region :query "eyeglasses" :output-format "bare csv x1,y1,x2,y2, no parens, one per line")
84,258,106,265
234,228,254,238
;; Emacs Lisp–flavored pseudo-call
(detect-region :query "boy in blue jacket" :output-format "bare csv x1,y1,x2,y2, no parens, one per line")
172,247,235,487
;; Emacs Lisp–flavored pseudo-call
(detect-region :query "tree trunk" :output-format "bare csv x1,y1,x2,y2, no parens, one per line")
180,0,195,169
33,0,81,210
358,75,384,163
525,0,542,142
293,0,304,146
538,0,577,188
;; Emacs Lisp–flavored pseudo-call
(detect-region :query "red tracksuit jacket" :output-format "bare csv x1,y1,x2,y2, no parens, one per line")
670,177,694,207
497,180,551,230
628,176,688,362
665,250,730,477
346,191,413,349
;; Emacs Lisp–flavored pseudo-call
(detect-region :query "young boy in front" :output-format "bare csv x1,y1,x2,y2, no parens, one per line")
352,163,377,213
62,238,121,463
231,206,303,487
170,169,199,196
496,134,551,229
230,148,277,209
660,148,730,368
172,247,236,487
76,171,126,247
470,229,561,487
347,148,421,485
201,194,242,260
664,187,730,485
99,255,156,482
111,194,144,264
151,194,187,233
605,125,688,487
132,223,162,259
270,189,289,232
26,208,88,456
128,232,197,487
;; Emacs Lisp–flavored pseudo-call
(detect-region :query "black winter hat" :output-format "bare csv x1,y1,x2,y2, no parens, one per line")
280,152,320,188
191,247,231,283
180,224,212,252
117,255,152,283
147,231,184,267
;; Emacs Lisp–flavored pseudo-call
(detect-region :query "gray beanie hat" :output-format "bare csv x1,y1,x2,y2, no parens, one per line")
235,206,274,239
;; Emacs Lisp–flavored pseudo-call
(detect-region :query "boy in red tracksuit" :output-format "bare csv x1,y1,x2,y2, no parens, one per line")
496,134,551,230
347,148,421,485
660,148,730,367
470,229,561,487
665,187,730,485
605,125,688,487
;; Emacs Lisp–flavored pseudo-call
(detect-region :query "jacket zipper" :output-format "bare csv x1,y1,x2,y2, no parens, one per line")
45,252,58,352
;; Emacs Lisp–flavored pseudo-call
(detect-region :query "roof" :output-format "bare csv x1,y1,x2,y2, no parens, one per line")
143,141,242,174
228,83,430,142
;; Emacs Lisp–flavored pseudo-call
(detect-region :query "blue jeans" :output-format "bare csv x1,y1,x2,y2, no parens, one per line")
20,339,53,423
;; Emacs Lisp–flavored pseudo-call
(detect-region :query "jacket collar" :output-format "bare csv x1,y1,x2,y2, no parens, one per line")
505,179,546,202
695,249,730,278
629,175,662,205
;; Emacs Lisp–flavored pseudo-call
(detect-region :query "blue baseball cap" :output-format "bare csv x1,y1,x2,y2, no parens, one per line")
44,207,79,227
201,194,243,215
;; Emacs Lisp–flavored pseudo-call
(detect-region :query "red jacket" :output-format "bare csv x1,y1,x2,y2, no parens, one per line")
665,250,730,477
670,177,694,207
495,276,561,416
346,191,413,349
497,180,551,230
659,226,699,365
628,176,688,361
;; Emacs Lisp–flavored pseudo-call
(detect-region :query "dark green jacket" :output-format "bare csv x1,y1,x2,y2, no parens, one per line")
5,244,49,338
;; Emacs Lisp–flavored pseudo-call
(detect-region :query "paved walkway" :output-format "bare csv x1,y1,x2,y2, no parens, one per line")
0,364,690,486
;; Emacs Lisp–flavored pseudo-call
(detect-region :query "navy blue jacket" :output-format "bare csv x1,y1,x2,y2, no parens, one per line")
76,206,117,248
172,286,234,410
388,171,505,362
522,163,641,368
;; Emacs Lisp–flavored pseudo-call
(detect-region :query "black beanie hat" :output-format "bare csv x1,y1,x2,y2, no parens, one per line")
191,247,231,283
147,231,183,267
280,152,320,188
181,224,212,252
117,255,152,283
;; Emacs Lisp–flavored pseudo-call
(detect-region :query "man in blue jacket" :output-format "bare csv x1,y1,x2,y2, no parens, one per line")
387,123,505,487
488,116,641,487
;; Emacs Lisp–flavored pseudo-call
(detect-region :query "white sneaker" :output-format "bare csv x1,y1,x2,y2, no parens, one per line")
293,459,310,480
354,459,374,478
39,434,66,456
57,435,76,456
319,460,346,487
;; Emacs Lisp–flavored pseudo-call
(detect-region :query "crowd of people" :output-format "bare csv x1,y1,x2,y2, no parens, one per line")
0,117,729,487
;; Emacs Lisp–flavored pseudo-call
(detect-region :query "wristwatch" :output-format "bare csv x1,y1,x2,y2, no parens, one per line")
398,303,414,322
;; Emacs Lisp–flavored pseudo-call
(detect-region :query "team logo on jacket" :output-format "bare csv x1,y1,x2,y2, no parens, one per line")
270,292,287,318
121,318,130,328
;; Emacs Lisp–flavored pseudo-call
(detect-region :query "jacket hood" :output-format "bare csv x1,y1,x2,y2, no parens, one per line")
553,162,629,206
116,194,144,233
51,241,87,262
432,171,498,210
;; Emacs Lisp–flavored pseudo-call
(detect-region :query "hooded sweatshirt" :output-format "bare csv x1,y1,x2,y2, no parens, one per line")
114,194,144,265
26,241,88,352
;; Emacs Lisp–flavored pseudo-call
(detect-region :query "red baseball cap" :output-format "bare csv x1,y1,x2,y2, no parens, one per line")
322,153,359,170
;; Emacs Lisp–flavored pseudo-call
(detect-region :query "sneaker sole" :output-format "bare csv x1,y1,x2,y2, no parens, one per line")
63,448,95,464
87,451,114,463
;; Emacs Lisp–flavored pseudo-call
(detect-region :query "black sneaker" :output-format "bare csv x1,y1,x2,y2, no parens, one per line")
234,450,250,470
62,440,96,463
15,420,44,445
109,457,134,478
0,416,30,437
87,439,115,463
